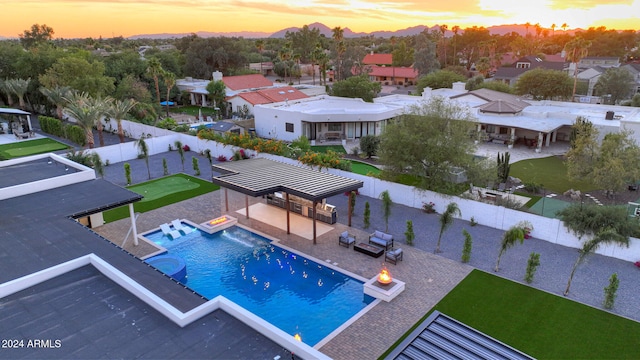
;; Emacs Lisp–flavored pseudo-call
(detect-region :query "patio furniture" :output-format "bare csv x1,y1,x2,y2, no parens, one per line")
338,231,355,247
369,230,394,250
354,242,384,258
385,248,403,265
172,219,194,235
160,223,181,240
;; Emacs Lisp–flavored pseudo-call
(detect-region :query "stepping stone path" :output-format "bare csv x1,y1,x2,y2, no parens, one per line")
584,193,603,206
514,184,525,190
545,193,557,198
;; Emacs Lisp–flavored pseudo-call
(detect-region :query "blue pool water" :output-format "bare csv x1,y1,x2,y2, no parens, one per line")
145,225,375,346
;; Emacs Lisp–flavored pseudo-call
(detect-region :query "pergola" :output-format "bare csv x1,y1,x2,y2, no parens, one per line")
211,158,363,243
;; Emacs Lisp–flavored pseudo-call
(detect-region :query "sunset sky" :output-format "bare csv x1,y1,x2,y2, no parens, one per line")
3,0,640,39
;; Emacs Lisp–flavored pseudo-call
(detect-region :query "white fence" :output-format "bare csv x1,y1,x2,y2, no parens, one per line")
84,121,640,263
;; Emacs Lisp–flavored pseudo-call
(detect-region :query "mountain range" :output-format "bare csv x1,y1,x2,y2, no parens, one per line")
128,22,581,40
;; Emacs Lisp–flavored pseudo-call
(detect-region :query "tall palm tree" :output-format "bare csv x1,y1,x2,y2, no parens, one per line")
565,37,592,100
106,98,137,143
146,57,163,106
435,202,461,253
551,23,557,36
332,26,344,81
40,86,71,120
495,221,531,272
311,44,323,86
561,23,568,32
317,52,330,86
439,24,448,66
451,26,460,66
255,39,265,75
278,43,292,83
94,96,112,147
524,22,531,36
63,92,104,149
564,228,629,296
6,78,31,110
162,70,176,117
135,136,151,179
292,53,301,84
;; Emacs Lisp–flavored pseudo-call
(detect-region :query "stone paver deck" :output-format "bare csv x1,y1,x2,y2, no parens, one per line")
94,191,472,359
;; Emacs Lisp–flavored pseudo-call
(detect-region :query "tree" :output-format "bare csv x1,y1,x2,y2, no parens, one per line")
379,190,392,232
146,57,164,104
255,39,265,74
495,221,531,272
413,32,440,77
594,67,635,104
40,86,71,119
135,137,151,180
592,131,640,196
565,37,592,100
515,68,573,100
435,202,461,253
203,149,213,177
19,24,54,49
359,135,379,158
363,201,371,229
378,96,477,189
39,56,115,97
162,70,176,117
439,24,448,66
603,273,619,309
497,152,511,183
564,228,628,296
5,78,31,110
332,27,345,82
90,152,105,179
106,98,137,143
63,92,105,149
330,75,381,102
416,70,466,93
206,80,227,114
461,229,472,263
348,191,356,226
94,96,113,147
392,39,414,67
175,140,185,171
405,220,415,246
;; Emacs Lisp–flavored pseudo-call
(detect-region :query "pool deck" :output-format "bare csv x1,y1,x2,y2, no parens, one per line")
94,191,472,360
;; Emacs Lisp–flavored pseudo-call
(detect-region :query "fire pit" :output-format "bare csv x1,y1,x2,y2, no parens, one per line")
200,215,237,234
364,266,405,302
377,267,393,284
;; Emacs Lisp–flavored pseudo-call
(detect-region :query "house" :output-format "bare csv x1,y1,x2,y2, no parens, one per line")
576,66,608,96
227,86,309,118
362,52,393,66
493,55,567,86
366,65,419,86
621,63,640,95
578,56,620,69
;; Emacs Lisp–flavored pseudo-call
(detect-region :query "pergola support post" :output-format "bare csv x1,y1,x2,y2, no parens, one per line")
312,200,317,244
286,193,290,235
224,188,229,212
245,195,249,219
129,203,138,246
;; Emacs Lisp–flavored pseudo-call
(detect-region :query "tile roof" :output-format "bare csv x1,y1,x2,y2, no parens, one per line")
367,65,419,78
363,53,393,65
236,86,310,105
222,74,273,91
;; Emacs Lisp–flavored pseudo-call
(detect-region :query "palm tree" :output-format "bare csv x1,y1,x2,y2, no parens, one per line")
332,26,344,81
203,149,213,178
439,24,448,66
63,92,103,149
278,43,292,83
90,152,105,179
255,39,265,75
0,80,15,107
551,23,557,36
311,44,323,86
495,221,532,272
146,57,163,106
317,52,330,86
451,26,460,66
106,98,137,143
435,202,461,253
564,228,629,296
379,190,393,232
565,37,592,100
6,78,31,110
292,53,301,84
175,140,185,171
135,136,151,179
94,96,112,147
524,22,531,36
162,70,176,117
40,86,71,119
561,23,568,32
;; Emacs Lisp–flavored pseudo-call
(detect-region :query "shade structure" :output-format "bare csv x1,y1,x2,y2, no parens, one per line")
160,101,175,106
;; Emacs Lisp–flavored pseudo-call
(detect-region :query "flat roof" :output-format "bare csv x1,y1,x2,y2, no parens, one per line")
0,108,30,116
212,157,363,201
385,311,534,360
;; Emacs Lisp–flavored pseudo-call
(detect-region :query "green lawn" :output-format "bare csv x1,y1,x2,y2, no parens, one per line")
510,156,598,193
102,174,219,223
384,270,640,359
350,160,381,176
171,105,218,117
0,138,69,159
310,145,346,154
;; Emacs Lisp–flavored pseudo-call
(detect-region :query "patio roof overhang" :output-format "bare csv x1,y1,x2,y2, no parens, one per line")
0,108,30,116
478,115,572,133
212,157,363,202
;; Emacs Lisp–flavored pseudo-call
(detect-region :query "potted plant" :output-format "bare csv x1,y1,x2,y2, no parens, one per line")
422,202,436,214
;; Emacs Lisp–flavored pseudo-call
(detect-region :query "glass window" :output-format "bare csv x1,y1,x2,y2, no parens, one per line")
328,123,342,131
286,123,294,132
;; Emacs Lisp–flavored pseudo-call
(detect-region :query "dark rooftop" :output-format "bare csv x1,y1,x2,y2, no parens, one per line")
0,157,80,189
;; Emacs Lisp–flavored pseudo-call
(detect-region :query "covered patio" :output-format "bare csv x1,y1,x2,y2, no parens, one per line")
211,158,363,243
0,108,33,136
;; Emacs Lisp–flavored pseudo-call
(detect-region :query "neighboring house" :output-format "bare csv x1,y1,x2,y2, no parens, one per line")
621,63,640,94
362,53,393,66
493,55,567,86
365,65,419,86
578,56,620,69
227,86,309,118
198,121,245,135
248,62,275,76
576,66,608,96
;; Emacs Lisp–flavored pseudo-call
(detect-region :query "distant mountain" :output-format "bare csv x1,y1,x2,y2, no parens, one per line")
127,23,584,40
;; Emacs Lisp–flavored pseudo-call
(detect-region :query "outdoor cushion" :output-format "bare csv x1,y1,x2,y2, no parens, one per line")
382,234,393,241
341,231,349,238
374,230,384,238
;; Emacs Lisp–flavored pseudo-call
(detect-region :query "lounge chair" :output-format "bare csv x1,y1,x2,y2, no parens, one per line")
160,223,181,240
338,231,355,248
171,219,194,235
369,230,394,250
385,248,403,265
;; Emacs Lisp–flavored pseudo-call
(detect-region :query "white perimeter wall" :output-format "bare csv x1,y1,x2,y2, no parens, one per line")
81,122,640,262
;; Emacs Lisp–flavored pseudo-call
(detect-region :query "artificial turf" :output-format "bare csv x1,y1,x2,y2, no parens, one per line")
102,174,219,223
510,156,598,193
0,138,69,159
310,145,346,153
384,270,640,359
350,160,381,176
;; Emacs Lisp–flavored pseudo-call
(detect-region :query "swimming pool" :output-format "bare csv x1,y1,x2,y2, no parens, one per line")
144,225,375,346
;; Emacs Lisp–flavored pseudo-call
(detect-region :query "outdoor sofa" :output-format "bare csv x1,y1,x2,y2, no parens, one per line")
369,230,394,250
